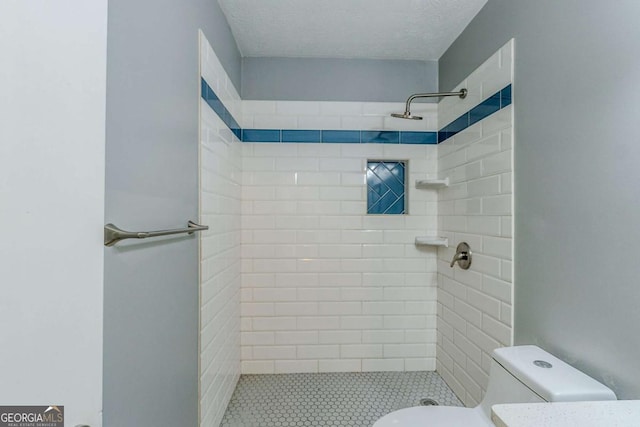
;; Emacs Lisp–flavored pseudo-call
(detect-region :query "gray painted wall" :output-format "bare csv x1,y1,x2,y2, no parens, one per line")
242,57,438,102
104,1,240,426
440,0,640,399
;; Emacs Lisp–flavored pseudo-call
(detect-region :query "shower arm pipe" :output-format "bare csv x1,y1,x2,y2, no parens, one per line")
402,89,467,114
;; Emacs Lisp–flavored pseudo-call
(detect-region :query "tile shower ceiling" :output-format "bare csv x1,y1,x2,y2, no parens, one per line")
218,0,487,61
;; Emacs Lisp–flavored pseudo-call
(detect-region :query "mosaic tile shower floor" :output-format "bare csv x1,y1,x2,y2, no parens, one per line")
220,371,463,427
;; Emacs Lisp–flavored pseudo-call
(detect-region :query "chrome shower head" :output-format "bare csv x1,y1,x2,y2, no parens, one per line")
391,88,467,120
391,112,423,120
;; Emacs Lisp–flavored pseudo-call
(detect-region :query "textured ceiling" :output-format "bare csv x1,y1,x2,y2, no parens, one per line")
218,0,487,61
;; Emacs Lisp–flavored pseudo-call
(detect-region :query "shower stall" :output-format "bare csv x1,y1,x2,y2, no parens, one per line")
199,32,514,425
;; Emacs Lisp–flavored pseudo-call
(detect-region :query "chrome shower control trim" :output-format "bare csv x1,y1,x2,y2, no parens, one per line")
450,242,472,270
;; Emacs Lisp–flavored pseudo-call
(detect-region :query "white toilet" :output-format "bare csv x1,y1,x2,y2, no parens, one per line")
374,345,617,427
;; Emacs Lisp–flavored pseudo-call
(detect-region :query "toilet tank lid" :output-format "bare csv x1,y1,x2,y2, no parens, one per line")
492,346,617,402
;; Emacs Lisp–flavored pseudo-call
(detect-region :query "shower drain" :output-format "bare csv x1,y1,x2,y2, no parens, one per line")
419,398,440,406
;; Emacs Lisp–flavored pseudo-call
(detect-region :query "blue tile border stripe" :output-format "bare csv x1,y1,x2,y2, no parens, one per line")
282,129,322,143
242,129,280,143
438,85,512,143
321,130,361,143
400,131,438,144
200,77,511,145
501,85,512,108
201,78,241,139
361,131,399,144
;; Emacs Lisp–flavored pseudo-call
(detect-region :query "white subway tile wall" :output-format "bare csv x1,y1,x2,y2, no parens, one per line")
241,142,440,374
436,39,514,407
438,41,513,131
199,31,242,427
201,27,515,416
242,101,438,132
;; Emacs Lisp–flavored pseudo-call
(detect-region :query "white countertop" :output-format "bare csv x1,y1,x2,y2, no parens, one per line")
492,401,640,427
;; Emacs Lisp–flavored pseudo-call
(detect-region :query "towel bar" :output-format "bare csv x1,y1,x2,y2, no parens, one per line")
104,220,208,247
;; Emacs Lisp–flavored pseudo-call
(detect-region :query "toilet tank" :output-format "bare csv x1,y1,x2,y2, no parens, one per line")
478,345,616,419
492,346,617,402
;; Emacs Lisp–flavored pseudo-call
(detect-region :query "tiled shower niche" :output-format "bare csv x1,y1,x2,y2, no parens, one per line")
366,161,407,215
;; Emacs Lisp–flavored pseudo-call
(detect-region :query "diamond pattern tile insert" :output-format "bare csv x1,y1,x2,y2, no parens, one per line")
220,371,462,426
367,161,406,215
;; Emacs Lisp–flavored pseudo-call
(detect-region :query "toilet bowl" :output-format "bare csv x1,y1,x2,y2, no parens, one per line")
374,345,616,427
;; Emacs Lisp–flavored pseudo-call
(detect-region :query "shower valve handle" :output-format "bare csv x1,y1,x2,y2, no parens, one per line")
450,242,472,270
450,252,468,267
